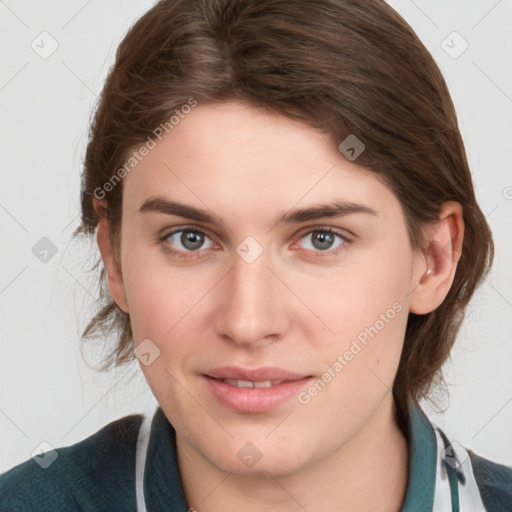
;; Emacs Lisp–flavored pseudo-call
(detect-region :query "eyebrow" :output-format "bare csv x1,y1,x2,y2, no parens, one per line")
138,196,378,228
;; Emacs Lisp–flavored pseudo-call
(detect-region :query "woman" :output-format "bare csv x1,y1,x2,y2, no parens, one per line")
1,0,510,510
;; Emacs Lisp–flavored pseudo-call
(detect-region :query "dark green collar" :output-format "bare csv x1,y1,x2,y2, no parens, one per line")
400,401,438,511
144,407,189,511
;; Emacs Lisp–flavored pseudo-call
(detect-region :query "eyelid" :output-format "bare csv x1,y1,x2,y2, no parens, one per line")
160,225,212,240
293,224,353,243
160,224,353,242
159,224,353,257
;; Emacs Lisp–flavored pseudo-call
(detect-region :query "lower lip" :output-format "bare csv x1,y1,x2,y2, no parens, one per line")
202,376,313,413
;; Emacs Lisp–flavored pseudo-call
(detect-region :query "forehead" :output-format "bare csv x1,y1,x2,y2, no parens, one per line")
121,102,399,221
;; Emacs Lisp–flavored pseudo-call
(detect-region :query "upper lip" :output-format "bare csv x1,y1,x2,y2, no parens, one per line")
204,366,310,382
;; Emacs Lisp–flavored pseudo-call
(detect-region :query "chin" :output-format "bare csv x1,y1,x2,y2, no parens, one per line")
200,436,311,478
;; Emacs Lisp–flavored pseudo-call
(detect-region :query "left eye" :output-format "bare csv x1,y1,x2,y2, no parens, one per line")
298,229,346,252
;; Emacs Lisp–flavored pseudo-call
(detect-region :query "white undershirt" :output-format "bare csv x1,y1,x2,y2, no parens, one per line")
135,410,153,512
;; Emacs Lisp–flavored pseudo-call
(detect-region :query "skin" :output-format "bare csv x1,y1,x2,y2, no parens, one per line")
95,101,464,511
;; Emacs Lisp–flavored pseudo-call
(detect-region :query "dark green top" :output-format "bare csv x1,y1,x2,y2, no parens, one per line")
1,402,511,511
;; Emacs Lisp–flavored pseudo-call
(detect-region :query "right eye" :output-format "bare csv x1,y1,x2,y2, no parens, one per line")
161,228,217,258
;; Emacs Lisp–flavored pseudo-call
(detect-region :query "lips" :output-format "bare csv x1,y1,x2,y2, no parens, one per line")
205,366,308,382
202,366,313,413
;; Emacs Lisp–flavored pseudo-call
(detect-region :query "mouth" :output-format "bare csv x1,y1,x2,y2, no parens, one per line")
202,366,313,413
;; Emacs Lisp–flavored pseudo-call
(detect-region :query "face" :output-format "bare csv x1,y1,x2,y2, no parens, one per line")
105,101,426,476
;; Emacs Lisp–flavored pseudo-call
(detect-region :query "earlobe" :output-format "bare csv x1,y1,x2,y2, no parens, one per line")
409,201,464,315
94,200,129,314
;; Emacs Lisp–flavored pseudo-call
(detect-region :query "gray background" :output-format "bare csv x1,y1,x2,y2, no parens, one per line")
1,0,511,472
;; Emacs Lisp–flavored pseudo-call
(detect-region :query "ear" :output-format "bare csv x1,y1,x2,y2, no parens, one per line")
93,199,129,313
409,201,464,314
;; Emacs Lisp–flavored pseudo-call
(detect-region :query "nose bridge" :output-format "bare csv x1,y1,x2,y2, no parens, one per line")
214,246,287,346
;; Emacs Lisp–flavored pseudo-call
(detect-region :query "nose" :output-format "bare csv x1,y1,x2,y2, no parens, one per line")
214,248,290,349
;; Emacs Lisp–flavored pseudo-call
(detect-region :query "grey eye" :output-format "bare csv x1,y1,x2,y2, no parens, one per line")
300,230,345,251
166,229,214,251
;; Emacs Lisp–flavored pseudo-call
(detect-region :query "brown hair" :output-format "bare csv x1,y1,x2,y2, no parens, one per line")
74,0,493,434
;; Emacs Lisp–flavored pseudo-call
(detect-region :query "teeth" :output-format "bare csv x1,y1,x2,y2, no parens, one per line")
236,379,253,388
221,379,282,388
253,381,273,388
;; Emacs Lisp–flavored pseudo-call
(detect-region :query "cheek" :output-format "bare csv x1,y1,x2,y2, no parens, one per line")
294,246,412,396
292,267,409,434
122,253,200,410
293,252,411,342
121,249,216,392
123,237,411,346
122,246,205,340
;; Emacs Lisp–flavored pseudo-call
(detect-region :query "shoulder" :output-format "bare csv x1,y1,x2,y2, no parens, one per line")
0,413,143,512
468,449,512,511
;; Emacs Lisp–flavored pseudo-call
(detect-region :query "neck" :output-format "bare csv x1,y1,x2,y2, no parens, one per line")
177,392,410,512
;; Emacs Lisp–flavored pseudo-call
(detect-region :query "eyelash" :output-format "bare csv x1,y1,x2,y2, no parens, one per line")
159,226,351,260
